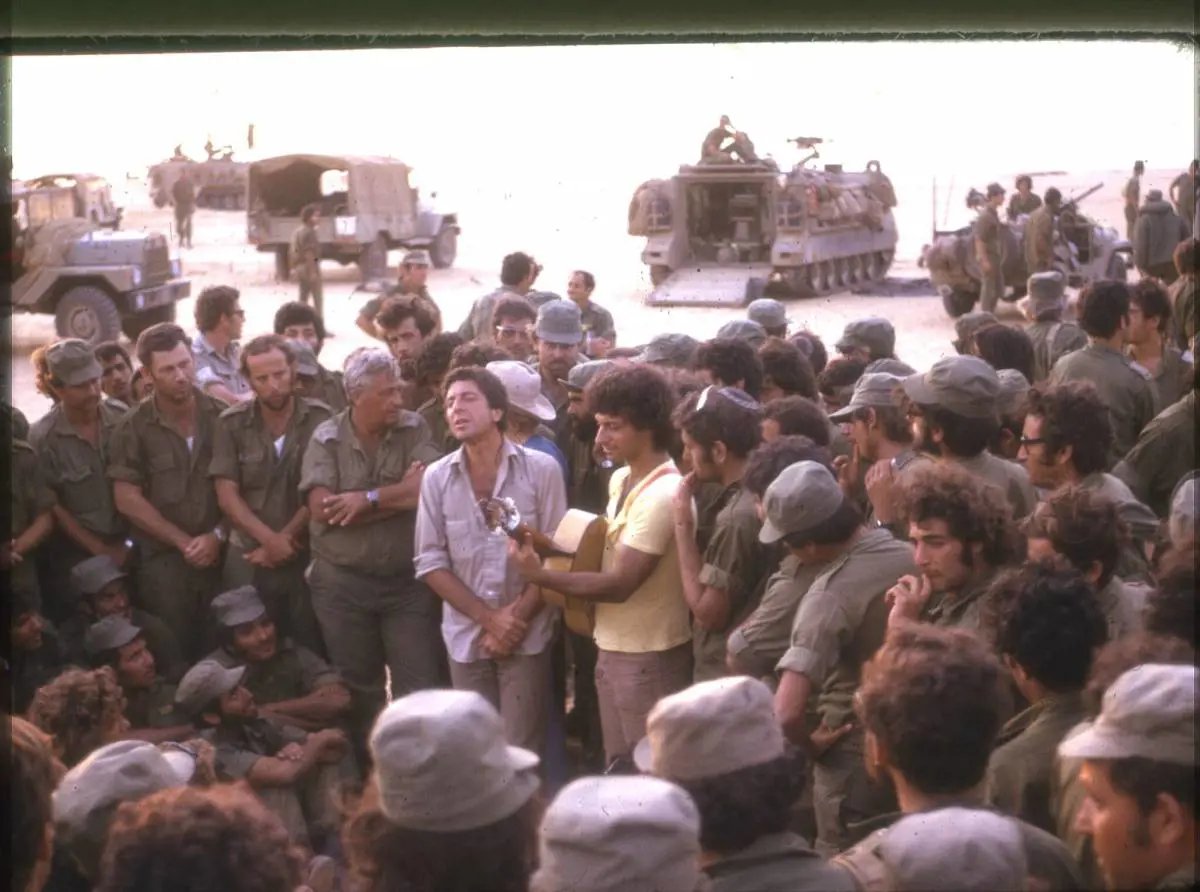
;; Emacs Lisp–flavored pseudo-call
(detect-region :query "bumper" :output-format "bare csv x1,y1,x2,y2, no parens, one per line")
128,279,191,312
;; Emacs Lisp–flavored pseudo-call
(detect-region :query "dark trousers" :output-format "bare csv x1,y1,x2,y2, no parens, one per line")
175,211,193,247
224,546,325,657
135,550,222,661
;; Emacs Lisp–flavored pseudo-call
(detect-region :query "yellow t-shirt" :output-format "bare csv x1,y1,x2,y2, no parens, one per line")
593,460,693,654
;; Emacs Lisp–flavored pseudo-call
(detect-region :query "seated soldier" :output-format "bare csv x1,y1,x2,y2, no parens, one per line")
7,591,65,715
175,659,348,853
204,585,350,733
60,555,186,683
83,615,192,744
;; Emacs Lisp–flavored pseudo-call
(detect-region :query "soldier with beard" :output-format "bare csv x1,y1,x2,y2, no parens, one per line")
533,300,585,459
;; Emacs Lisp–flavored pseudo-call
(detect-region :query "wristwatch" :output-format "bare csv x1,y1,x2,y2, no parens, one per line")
366,489,381,510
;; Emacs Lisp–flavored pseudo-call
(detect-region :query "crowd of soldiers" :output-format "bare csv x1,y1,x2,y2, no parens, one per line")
6,226,1199,892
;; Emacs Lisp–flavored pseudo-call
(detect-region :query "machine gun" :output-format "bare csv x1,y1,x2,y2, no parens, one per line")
1061,182,1103,211
788,136,827,168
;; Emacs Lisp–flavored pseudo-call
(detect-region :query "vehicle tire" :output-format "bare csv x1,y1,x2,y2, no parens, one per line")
275,246,291,282
941,286,977,318
120,302,177,341
429,225,458,269
1107,253,1128,281
55,285,122,346
650,265,671,287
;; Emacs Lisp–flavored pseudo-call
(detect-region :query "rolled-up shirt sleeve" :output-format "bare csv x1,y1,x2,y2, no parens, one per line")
414,463,451,579
298,427,338,496
775,586,848,685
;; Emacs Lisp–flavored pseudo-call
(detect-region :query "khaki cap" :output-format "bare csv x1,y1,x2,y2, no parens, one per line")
636,333,700,366
401,249,431,267
70,554,128,597
370,689,540,832
83,615,142,658
45,338,102,386
954,311,999,350
759,460,845,544
536,300,584,345
995,368,1030,417
987,182,1006,197
530,776,701,892
1058,664,1196,766
717,318,767,349
827,372,903,421
285,338,321,376
864,357,916,377
836,317,895,357
1027,271,1066,309
210,585,267,628
879,807,1027,892
633,676,785,781
175,660,246,715
563,359,615,391
747,297,788,331
487,360,557,422
902,355,1000,419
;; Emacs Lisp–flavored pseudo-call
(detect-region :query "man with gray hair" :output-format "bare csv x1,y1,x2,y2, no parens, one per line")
299,348,444,749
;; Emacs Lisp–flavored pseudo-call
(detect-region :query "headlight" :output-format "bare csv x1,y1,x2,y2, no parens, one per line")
131,267,142,287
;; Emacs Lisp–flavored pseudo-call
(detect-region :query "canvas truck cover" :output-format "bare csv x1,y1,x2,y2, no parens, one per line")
249,154,414,216
24,219,96,269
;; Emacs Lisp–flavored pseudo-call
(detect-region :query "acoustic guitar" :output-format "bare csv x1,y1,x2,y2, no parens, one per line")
479,497,606,637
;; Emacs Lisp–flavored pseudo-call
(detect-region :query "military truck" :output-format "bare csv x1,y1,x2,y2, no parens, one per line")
246,153,460,282
922,182,1132,317
9,183,191,345
148,154,249,210
629,138,899,307
23,173,122,229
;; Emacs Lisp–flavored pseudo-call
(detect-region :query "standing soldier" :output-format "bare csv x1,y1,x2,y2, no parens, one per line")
1133,189,1190,284
172,170,196,249
290,204,323,320
355,249,440,340
29,339,131,623
108,323,227,660
273,301,346,412
1024,188,1061,275
1024,272,1088,382
210,336,333,654
1007,174,1042,221
1123,160,1144,241
975,182,1007,312
1169,159,1197,233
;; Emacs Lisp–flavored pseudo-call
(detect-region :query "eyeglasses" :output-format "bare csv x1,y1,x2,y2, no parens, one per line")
1018,436,1046,448
231,309,246,318
695,384,761,412
495,325,533,337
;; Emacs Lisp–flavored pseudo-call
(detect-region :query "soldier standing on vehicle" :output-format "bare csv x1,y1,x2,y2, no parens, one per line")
700,115,735,162
1024,188,1061,275
975,183,1007,312
1007,174,1042,221
290,205,323,320
1123,160,1144,241
171,171,196,249
1169,160,1197,233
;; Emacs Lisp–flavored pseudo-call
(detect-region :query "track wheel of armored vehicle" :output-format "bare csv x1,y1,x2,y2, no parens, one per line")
650,265,672,287
56,285,122,346
430,225,458,269
812,261,835,295
941,286,977,319
121,303,177,342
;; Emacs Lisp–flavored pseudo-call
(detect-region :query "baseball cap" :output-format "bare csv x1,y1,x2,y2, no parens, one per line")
635,333,699,367
836,317,895,358
535,300,584,346
995,369,1030,417
954,311,999,351
530,776,701,892
879,807,1027,892
175,661,247,716
1027,271,1066,311
83,615,142,658
864,358,917,377
487,360,557,422
71,555,128,597
45,339,102,386
563,359,615,391
716,318,767,349
401,249,431,267
633,676,785,781
827,372,903,422
1058,664,1196,766
370,689,540,832
210,585,267,628
759,460,845,544
286,338,321,376
902,355,1001,419
747,297,788,331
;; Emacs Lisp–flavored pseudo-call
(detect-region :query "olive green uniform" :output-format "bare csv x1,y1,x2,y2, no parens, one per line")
107,389,226,659
29,399,129,619
61,607,187,683
1024,205,1056,274
124,677,182,729
578,301,617,347
947,451,1037,520
922,570,1000,636
704,832,855,892
974,206,1005,311
862,449,933,534
1127,345,1193,415
290,222,323,317
417,394,457,455
1096,575,1148,641
776,529,916,855
308,365,346,413
210,397,333,654
1167,274,1196,351
457,285,524,341
1049,343,1156,463
726,554,830,680
1027,320,1087,383
1113,391,1197,517
207,638,340,708
986,691,1088,835
11,439,57,610
1078,472,1157,584
298,409,445,738
1123,174,1141,240
1009,191,1043,220
692,482,770,682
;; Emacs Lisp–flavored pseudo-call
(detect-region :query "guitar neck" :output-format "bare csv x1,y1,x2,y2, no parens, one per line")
510,523,568,559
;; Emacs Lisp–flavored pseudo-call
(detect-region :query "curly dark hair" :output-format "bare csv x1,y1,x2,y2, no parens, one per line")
1077,280,1131,339
972,324,1036,384
693,338,764,399
450,341,511,369
1144,561,1197,647
94,340,132,370
816,355,868,398
850,402,911,445
194,285,240,333
901,464,1021,567
857,624,1009,794
492,295,537,326
27,667,127,766
443,366,509,433
762,396,831,445
377,295,437,337
135,323,189,372
918,404,999,458
415,333,464,388
677,753,805,853
1026,381,1113,476
11,716,65,892
758,338,816,399
984,560,1107,691
743,435,833,498
343,777,539,892
1082,632,1195,717
500,252,536,287
1109,758,1197,822
675,387,763,459
1130,278,1173,334
98,783,306,892
1023,486,1129,588
586,364,675,452
273,300,327,343
789,329,829,375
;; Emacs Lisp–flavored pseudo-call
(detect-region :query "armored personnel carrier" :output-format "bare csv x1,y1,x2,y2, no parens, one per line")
629,137,899,307
148,153,249,210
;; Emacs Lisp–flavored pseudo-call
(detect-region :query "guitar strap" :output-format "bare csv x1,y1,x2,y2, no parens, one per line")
611,463,679,529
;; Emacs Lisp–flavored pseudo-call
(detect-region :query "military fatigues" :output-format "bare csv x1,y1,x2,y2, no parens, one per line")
974,206,1005,312
207,638,341,708
417,394,457,455
124,677,182,729
1096,575,1149,641
862,449,933,534
299,409,445,738
107,390,226,659
1114,391,1197,517
777,529,916,855
704,832,856,892
1027,319,1088,383
1168,274,1197,352
1023,206,1057,275
947,451,1037,520
1049,343,1157,463
192,334,249,401
1008,192,1043,220
29,399,129,619
11,441,57,610
210,397,333,653
60,607,187,683
1127,345,1193,415
457,285,524,341
922,570,1000,636
312,365,347,413
290,223,323,317
1123,175,1141,241
1078,472,1157,584
578,301,617,349
986,691,1087,835
726,554,828,681
692,482,770,682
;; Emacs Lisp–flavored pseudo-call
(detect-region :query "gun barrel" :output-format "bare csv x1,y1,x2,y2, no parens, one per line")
1067,182,1104,204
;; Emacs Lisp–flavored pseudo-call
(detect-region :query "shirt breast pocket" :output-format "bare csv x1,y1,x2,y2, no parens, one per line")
59,463,106,512
148,452,186,506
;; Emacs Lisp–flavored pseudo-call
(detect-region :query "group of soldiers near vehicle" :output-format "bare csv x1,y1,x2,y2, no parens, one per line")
6,154,1199,892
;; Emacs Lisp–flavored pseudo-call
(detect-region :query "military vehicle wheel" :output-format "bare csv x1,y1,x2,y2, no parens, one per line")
834,258,851,289
877,249,895,276
430,225,458,269
56,286,122,346
813,261,835,295
1107,253,1128,281
941,286,977,318
275,247,291,282
650,265,671,287
121,303,177,341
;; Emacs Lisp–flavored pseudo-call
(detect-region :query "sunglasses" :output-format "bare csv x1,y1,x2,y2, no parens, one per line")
1018,436,1046,448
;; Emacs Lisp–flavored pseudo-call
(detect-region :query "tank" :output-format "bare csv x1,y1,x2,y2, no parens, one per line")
630,136,900,307
148,152,249,211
